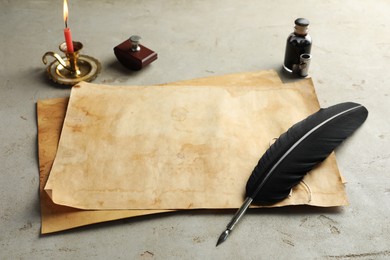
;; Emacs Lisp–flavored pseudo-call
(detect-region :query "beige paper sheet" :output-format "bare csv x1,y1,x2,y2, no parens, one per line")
38,98,170,234
38,70,296,233
44,74,347,210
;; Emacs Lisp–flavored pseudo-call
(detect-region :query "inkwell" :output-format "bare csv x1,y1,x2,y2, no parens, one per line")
283,18,312,77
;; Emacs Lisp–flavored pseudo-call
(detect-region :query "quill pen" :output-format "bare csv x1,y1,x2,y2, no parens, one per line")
216,102,368,246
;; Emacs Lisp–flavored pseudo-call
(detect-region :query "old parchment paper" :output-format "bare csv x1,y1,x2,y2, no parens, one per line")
38,98,170,234
44,73,347,210
39,70,311,233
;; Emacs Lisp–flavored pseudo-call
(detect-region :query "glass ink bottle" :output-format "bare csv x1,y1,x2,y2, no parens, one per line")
283,18,312,75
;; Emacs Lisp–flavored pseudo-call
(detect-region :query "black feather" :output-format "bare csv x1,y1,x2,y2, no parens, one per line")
245,102,368,205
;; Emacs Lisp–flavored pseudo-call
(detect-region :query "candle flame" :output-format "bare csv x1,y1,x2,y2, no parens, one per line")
63,0,69,28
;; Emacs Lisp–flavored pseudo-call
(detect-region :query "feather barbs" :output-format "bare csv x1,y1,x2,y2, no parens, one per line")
246,102,368,205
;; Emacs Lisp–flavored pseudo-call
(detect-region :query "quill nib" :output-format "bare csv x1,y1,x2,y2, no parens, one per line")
216,197,253,247
216,229,230,246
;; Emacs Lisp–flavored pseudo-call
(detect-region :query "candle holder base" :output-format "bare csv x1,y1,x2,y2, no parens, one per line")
42,41,101,86
45,54,101,85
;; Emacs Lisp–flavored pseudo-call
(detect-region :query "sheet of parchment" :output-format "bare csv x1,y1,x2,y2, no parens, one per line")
44,74,347,210
38,70,294,233
37,98,169,234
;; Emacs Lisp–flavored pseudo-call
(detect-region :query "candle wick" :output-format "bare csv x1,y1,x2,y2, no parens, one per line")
65,20,68,28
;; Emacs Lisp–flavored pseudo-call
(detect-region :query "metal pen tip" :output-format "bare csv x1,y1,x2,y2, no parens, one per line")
216,229,230,247
215,197,253,247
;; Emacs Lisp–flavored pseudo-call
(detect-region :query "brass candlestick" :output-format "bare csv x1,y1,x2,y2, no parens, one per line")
42,41,101,86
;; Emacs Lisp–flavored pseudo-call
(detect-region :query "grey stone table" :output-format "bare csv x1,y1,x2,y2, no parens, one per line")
1,1,389,259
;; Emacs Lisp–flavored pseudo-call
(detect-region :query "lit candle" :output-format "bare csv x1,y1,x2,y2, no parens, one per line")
63,0,74,53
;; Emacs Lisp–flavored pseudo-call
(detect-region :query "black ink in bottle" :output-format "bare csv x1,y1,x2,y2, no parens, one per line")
283,18,312,74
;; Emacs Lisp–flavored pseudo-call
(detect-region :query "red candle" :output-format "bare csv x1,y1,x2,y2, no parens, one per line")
64,27,74,53
63,0,74,53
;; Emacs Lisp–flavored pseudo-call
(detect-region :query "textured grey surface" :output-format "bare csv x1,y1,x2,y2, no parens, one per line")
1,0,389,259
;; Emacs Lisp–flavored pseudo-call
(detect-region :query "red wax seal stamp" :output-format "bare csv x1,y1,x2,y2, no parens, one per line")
114,35,157,71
